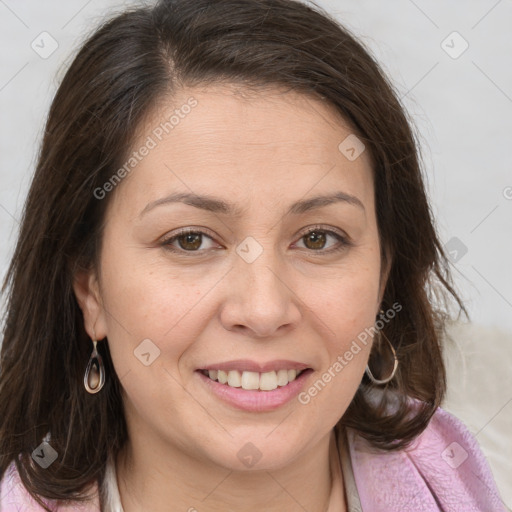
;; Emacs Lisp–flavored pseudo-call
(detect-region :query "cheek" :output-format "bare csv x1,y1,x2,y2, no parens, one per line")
320,260,382,339
97,265,209,419
308,255,381,400
299,276,377,418
97,243,215,376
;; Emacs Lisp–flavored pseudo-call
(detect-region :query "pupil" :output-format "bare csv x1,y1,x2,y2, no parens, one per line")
181,233,201,250
307,231,325,249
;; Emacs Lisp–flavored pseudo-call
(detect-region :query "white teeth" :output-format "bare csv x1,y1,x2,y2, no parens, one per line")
287,369,297,382
277,369,289,386
241,371,260,390
259,371,278,391
203,368,306,391
227,370,242,387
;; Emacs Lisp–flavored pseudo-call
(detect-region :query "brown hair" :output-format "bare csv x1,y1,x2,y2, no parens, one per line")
0,0,466,508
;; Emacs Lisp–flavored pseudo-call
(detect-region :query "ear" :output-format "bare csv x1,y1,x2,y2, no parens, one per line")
73,269,108,341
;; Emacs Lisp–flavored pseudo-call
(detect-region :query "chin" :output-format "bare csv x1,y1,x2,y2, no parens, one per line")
196,429,314,472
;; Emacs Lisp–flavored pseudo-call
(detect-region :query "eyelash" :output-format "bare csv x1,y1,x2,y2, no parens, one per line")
160,225,352,256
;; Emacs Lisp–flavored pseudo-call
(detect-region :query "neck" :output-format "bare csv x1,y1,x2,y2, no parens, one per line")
116,429,342,512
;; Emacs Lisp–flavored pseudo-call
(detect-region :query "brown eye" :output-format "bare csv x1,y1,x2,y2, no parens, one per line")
295,227,350,254
161,229,218,254
161,226,350,256
176,232,203,251
302,230,327,250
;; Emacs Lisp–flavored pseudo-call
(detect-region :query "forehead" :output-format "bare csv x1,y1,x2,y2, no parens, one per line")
112,83,375,216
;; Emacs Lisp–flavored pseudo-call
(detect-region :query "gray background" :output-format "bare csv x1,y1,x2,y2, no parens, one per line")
1,0,511,508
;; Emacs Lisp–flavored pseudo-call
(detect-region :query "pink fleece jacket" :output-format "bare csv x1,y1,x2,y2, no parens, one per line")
0,406,507,511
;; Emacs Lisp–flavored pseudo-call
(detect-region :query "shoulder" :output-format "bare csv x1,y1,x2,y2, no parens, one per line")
0,460,100,512
345,402,507,512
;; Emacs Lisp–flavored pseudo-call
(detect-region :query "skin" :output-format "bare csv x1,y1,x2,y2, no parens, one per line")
74,83,389,512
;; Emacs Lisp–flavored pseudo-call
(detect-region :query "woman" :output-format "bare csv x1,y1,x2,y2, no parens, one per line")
0,0,506,510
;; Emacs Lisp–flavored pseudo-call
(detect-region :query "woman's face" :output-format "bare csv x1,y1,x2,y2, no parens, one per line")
77,84,386,471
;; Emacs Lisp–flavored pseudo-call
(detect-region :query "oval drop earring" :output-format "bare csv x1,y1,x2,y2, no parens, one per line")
84,339,106,394
364,309,399,385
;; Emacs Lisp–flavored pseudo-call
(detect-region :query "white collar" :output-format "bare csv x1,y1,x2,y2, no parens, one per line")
101,454,124,512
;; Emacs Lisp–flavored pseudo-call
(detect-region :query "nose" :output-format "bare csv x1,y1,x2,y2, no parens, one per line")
219,240,302,338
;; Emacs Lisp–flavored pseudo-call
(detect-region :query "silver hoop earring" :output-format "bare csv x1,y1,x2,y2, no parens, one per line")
365,317,398,385
84,339,105,394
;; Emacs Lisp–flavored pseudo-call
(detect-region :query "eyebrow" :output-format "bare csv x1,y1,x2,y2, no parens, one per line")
139,190,365,218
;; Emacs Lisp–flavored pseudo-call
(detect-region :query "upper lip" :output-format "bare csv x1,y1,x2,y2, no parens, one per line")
198,359,311,373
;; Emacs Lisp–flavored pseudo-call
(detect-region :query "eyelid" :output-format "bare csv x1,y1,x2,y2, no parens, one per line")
294,224,352,253
167,226,217,240
160,226,220,251
160,224,352,255
297,224,349,241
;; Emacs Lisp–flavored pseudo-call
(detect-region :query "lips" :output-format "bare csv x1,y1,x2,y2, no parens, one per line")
196,358,312,398
196,365,314,412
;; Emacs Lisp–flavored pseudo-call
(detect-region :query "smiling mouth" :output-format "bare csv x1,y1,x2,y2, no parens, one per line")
199,368,309,391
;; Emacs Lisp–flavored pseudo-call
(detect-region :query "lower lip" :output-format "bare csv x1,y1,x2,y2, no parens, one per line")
196,369,313,412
